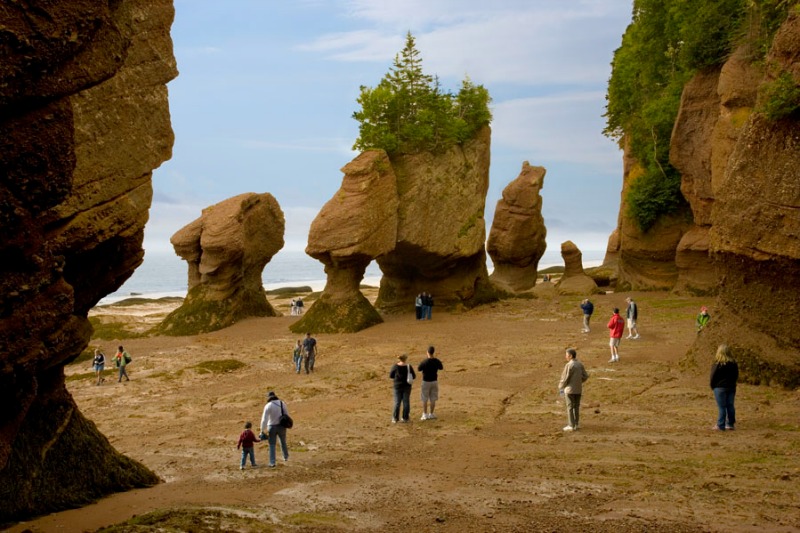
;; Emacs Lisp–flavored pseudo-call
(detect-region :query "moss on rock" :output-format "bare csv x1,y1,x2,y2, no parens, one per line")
290,292,382,334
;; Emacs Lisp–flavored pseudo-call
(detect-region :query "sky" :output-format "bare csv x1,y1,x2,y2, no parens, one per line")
147,0,633,258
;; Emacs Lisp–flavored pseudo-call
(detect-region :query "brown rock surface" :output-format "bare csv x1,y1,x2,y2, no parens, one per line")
375,126,496,311
293,151,398,333
487,162,547,293
159,193,285,336
0,0,175,521
555,241,599,295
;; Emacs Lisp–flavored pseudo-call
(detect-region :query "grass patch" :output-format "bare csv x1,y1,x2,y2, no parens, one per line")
89,317,146,340
539,266,565,274
191,359,246,374
66,372,96,383
98,507,275,533
282,512,351,528
265,286,313,296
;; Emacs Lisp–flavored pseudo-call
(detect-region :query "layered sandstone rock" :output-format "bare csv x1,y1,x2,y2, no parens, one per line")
689,13,800,387
375,126,497,311
292,151,398,333
487,162,547,293
159,193,285,336
0,0,175,520
555,241,599,295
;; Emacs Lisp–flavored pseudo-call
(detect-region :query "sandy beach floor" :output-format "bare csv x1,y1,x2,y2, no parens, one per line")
10,289,800,532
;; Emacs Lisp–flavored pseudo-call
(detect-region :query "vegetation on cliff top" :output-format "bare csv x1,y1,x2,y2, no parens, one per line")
604,0,796,232
352,32,492,155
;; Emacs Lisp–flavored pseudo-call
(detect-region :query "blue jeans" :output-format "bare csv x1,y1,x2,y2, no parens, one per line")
268,425,288,466
713,387,736,429
293,353,302,373
240,447,255,467
424,305,432,320
393,384,411,421
118,365,129,381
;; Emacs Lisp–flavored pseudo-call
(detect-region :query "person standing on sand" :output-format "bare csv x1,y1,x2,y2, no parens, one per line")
418,346,444,420
625,297,640,339
237,421,260,470
296,298,304,315
292,340,303,374
115,345,131,382
390,354,415,423
696,306,711,333
302,332,317,374
558,348,589,432
93,348,106,385
710,344,738,431
607,308,624,363
260,391,290,467
580,298,594,333
290,298,297,316
415,293,423,320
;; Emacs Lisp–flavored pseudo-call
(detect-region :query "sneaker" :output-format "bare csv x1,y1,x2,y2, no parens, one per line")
725,426,735,431
240,466,244,470
252,464,259,468
392,418,398,424
608,358,616,363
428,413,437,420
563,425,574,432
268,464,276,468
400,419,409,423
420,414,428,421
711,426,722,431
633,334,640,340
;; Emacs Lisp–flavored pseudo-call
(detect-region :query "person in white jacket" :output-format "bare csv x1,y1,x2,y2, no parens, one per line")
260,391,290,467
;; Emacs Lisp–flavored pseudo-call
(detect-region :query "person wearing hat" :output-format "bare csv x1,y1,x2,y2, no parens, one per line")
696,306,711,333
260,391,290,467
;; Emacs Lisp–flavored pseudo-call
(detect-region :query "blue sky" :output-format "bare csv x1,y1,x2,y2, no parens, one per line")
148,0,633,257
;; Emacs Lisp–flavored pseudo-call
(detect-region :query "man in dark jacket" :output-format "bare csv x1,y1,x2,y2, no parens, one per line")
580,299,594,333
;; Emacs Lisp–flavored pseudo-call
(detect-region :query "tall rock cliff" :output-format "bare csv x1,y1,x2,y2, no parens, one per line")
0,0,175,520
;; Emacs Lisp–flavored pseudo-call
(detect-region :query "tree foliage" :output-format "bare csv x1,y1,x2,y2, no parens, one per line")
352,32,492,155
604,0,794,232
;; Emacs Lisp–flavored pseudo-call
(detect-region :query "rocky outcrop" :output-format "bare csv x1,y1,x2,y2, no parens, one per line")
0,0,175,520
487,162,547,293
158,193,285,336
375,126,497,312
292,151,397,333
688,13,800,387
555,241,599,295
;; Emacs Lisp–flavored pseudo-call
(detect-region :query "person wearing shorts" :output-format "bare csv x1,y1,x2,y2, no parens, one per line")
417,346,444,420
625,297,639,339
607,308,624,363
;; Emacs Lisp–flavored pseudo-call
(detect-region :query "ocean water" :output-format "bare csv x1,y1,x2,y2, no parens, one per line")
100,248,605,304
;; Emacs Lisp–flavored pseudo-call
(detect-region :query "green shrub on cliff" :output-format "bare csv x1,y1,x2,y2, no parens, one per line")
604,0,794,232
352,32,492,155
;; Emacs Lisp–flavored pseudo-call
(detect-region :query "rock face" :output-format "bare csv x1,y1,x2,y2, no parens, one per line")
159,193,285,336
555,241,599,295
0,0,175,520
375,126,497,311
292,151,398,333
487,162,547,293
690,12,800,387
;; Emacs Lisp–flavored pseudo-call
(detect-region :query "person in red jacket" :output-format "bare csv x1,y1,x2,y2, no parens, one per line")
607,308,625,363
237,421,260,470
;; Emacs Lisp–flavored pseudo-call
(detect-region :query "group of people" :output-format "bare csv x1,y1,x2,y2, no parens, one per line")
389,346,443,423
236,390,291,469
289,298,304,316
578,296,639,363
92,345,133,384
292,333,318,374
414,292,434,320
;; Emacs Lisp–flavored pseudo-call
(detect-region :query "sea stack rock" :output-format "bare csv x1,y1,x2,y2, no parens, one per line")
158,193,285,336
487,162,547,293
375,126,497,311
292,151,398,333
0,0,174,520
690,12,800,388
555,241,599,295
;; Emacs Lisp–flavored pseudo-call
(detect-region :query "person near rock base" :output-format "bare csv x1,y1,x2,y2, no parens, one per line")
418,345,444,420
607,308,624,363
390,354,415,423
422,292,434,320
558,348,589,431
696,306,711,333
580,298,594,333
415,293,423,320
292,340,303,373
302,332,317,374
625,297,640,339
93,348,106,385
237,421,260,470
710,344,738,431
296,298,304,315
260,391,290,467
115,345,131,382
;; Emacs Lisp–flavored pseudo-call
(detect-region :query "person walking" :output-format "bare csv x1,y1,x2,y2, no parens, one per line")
302,332,317,374
710,344,738,431
93,348,106,385
625,297,640,339
260,391,290,466
417,346,444,420
292,340,303,374
237,421,260,470
580,299,594,333
389,354,415,423
696,306,711,333
115,345,131,382
558,348,589,431
607,308,624,363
